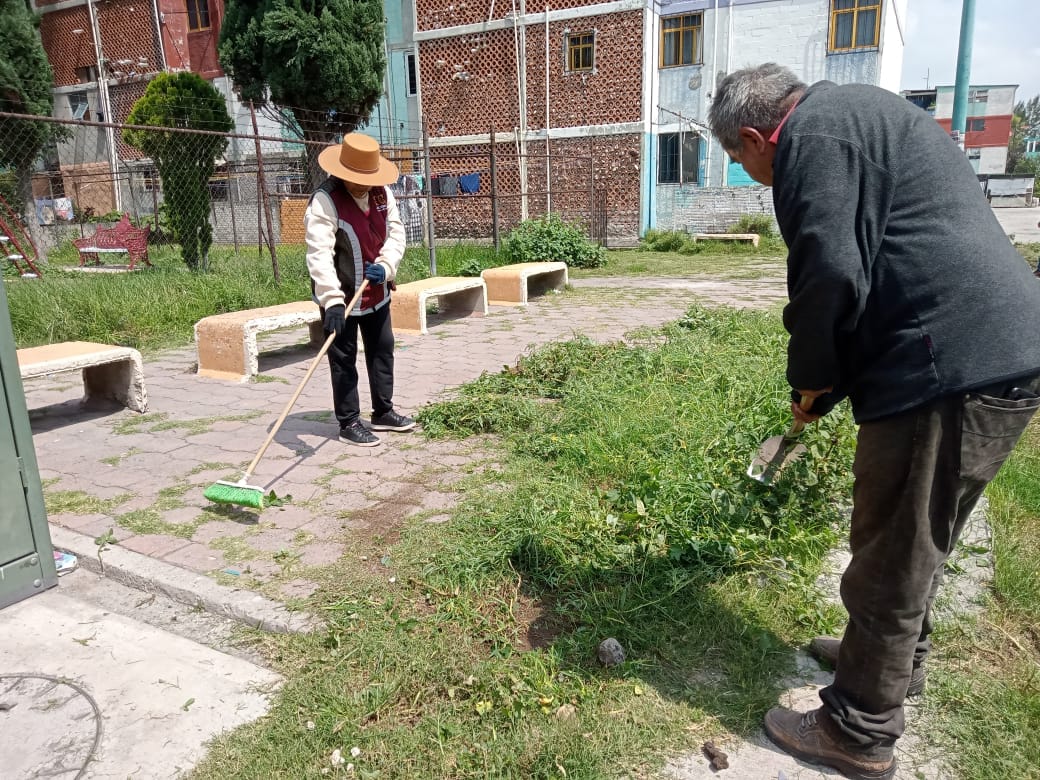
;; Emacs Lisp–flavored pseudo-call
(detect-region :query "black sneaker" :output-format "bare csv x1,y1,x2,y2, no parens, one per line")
370,409,416,432
339,420,381,447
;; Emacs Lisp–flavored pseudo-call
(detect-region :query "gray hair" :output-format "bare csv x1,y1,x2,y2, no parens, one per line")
708,63,807,151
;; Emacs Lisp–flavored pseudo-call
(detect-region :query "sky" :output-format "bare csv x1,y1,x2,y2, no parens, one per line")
900,0,1040,102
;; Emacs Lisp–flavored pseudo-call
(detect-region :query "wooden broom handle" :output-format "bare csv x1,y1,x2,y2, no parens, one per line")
244,280,370,479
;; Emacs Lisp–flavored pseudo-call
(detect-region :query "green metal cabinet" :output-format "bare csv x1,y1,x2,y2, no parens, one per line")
0,276,56,609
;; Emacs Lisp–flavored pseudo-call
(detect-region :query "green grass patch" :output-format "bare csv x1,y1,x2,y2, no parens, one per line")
568,248,785,280
193,305,855,779
100,447,142,466
116,508,205,539
113,410,263,436
45,490,132,515
7,246,312,351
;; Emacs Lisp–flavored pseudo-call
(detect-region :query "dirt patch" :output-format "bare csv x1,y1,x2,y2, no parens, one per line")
512,590,572,651
345,481,429,543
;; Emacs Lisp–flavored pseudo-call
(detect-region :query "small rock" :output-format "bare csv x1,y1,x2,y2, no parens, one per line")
597,637,626,667
306,720,315,730
702,741,729,771
555,703,577,720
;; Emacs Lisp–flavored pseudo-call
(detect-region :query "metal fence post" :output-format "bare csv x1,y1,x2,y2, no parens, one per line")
228,164,240,254
250,101,280,283
490,126,500,251
422,118,437,276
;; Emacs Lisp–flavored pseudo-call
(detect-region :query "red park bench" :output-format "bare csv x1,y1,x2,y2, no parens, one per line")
73,214,153,271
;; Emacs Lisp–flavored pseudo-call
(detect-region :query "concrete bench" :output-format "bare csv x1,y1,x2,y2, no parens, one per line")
17,341,148,413
390,277,488,335
480,261,569,306
692,232,761,247
195,301,324,382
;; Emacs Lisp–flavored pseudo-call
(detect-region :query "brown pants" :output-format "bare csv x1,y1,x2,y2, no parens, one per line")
820,374,1040,747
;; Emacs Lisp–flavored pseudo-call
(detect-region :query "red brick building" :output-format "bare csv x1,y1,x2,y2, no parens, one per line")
33,0,226,213
414,0,646,241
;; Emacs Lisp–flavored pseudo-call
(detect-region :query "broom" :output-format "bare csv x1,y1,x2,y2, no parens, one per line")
204,280,370,509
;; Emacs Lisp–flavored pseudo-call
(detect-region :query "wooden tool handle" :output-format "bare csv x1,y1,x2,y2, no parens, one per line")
788,393,816,437
243,281,370,479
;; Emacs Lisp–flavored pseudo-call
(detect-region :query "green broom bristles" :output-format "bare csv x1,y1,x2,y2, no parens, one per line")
204,480,265,509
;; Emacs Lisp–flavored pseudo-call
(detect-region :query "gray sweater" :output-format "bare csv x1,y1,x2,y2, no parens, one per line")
772,81,1040,422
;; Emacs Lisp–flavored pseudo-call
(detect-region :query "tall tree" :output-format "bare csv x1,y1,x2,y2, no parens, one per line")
123,73,233,270
0,0,58,251
1006,95,1040,173
218,0,385,187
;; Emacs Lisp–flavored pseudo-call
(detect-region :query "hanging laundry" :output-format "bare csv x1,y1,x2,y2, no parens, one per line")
439,175,459,197
459,172,481,194
389,174,426,245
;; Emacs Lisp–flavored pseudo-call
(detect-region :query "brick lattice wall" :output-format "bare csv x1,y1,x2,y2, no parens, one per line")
416,0,608,33
39,7,95,88
523,12,643,129
419,11,642,135
429,132,640,241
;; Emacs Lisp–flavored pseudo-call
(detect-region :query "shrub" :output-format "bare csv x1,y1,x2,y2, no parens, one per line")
123,73,233,270
641,229,686,252
730,213,776,237
505,214,606,268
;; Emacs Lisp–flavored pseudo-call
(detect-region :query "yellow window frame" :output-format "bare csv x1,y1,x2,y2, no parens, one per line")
187,0,211,31
567,32,594,72
660,13,703,68
829,0,881,52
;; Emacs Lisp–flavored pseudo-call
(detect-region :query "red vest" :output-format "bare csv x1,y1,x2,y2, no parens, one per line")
327,183,391,314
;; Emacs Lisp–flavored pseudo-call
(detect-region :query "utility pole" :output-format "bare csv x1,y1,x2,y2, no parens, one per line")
950,0,976,149
85,0,122,212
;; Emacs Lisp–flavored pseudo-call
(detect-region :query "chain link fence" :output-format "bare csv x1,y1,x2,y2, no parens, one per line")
1,109,611,275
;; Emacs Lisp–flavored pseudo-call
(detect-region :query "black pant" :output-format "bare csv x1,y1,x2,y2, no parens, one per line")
820,374,1040,748
325,303,395,427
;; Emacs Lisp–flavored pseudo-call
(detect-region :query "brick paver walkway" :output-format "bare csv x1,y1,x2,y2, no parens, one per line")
25,276,786,603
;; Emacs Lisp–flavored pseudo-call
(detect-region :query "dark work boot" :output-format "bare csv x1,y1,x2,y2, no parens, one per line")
809,636,926,697
764,706,896,780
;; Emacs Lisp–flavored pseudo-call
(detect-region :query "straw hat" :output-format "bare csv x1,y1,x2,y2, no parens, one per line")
318,133,398,186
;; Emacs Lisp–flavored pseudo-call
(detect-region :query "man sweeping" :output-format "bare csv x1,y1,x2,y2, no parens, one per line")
304,134,416,446
708,63,1040,779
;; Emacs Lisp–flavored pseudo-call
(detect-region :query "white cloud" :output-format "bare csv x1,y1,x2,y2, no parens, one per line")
900,0,1040,102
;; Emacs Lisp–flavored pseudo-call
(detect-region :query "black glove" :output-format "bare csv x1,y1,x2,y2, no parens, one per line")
323,305,346,336
365,263,386,284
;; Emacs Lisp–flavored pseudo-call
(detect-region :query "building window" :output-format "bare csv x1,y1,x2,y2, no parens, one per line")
658,132,699,184
186,0,211,31
75,65,98,84
969,89,988,103
829,0,881,52
966,148,981,160
660,13,703,67
68,91,89,121
406,53,417,96
566,32,595,72
275,174,307,195
968,118,986,132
